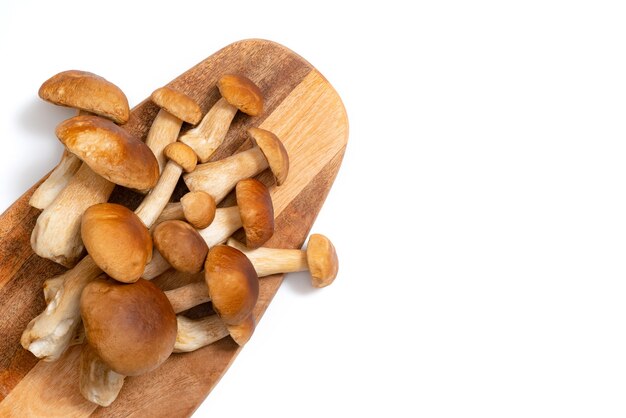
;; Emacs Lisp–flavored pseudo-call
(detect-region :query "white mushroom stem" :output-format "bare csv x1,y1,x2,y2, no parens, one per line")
29,150,82,210
154,201,185,223
179,98,238,163
21,255,101,361
174,315,229,353
31,164,115,267
134,161,183,228
227,239,308,277
143,206,242,279
80,344,125,407
145,109,183,174
183,147,267,203
165,282,210,314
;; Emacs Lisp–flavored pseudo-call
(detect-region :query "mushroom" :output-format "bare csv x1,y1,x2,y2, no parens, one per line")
145,87,202,174
31,115,159,267
179,74,263,163
227,234,339,288
30,70,130,210
155,190,216,229
79,278,177,406
152,220,208,274
182,127,288,203
165,245,258,352
143,178,274,279
81,204,152,283
134,142,198,227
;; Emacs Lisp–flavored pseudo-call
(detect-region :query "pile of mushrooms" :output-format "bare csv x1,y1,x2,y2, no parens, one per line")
19,70,340,407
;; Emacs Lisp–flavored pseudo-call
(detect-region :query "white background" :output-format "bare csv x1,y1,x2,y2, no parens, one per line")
2,1,626,417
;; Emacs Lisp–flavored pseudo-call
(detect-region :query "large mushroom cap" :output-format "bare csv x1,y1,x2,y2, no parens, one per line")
81,278,177,376
81,203,152,283
181,191,216,229
39,70,130,124
205,245,259,326
247,128,289,186
226,314,256,346
235,179,274,249
151,87,202,125
217,74,264,116
56,115,159,190
153,220,208,274
306,234,338,288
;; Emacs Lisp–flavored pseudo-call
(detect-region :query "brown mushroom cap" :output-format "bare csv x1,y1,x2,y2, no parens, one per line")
306,234,339,288
151,87,202,125
81,203,152,283
181,191,216,229
164,142,197,173
81,278,177,376
247,128,289,186
226,314,256,346
217,74,264,116
152,220,208,274
205,245,259,325
39,70,130,124
235,179,274,249
56,115,159,190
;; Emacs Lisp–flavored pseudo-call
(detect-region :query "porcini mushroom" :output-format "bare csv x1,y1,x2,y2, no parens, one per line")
31,115,159,267
145,87,202,174
152,220,208,274
165,245,258,352
30,70,130,210
79,278,177,406
134,142,198,227
179,74,263,163
227,234,339,288
183,127,288,203
81,204,152,283
155,190,216,229
143,178,274,279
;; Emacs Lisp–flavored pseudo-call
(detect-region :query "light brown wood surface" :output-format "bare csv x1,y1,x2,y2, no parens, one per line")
0,39,348,417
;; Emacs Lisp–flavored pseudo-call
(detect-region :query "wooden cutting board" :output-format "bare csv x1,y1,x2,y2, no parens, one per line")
0,39,348,417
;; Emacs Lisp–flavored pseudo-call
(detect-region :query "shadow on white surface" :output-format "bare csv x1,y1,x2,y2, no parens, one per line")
279,271,318,296
18,98,76,140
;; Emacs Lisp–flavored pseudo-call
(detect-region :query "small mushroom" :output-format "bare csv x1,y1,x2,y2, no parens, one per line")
81,204,152,283
79,278,177,406
179,74,263,163
152,220,208,274
38,70,130,123
31,70,130,210
134,142,198,227
205,245,259,325
163,245,258,319
227,234,339,288
143,178,274,279
183,127,288,203
156,190,216,229
146,87,202,174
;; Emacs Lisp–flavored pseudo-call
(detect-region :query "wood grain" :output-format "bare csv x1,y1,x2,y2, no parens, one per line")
0,39,348,417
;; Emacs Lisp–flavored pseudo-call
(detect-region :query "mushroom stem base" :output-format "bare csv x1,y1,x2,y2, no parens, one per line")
79,344,125,407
